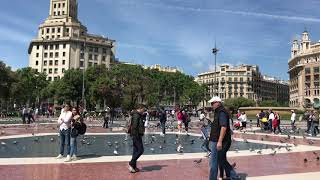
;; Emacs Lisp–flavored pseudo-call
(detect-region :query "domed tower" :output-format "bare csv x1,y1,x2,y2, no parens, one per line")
291,39,299,58
301,30,311,52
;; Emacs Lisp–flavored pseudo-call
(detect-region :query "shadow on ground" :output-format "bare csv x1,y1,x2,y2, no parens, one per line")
141,165,168,172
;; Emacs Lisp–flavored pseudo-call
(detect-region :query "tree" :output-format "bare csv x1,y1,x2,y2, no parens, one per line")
224,97,255,111
259,100,280,107
0,61,15,111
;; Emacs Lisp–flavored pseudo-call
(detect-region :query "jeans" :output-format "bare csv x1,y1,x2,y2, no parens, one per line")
59,128,71,155
209,142,218,180
307,121,312,133
160,121,166,134
70,137,77,156
129,136,144,168
312,122,319,136
184,121,189,132
291,121,295,131
201,126,211,152
218,141,237,179
268,119,272,131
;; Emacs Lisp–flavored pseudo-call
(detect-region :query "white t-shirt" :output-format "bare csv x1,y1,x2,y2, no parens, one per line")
239,114,247,122
199,113,205,121
291,113,296,122
269,113,275,120
58,110,72,130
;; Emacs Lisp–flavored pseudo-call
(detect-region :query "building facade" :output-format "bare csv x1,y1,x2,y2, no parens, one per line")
288,31,320,108
28,0,116,81
143,64,181,73
196,64,289,107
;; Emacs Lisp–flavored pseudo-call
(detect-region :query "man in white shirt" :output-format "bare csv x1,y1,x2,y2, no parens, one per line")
56,104,73,162
290,110,296,132
268,110,275,132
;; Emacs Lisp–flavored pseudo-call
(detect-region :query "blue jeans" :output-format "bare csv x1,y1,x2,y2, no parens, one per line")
268,119,272,131
59,129,71,155
70,137,77,156
209,142,218,180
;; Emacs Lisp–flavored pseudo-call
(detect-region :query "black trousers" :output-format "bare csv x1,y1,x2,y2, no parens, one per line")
160,121,166,134
129,136,144,168
183,121,189,131
218,140,233,178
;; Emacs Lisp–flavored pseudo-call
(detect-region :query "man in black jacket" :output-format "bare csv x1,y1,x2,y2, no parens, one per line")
159,107,167,136
208,96,238,180
128,104,146,173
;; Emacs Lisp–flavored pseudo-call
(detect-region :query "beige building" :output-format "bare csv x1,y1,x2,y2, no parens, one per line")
28,0,116,81
196,64,289,107
144,64,181,73
288,30,320,108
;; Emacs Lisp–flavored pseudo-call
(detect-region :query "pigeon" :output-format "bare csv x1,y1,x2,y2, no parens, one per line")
316,157,320,161
313,152,318,155
113,150,119,155
293,143,298,147
253,131,256,134
190,139,195,144
257,150,262,154
271,146,275,151
278,146,282,150
50,138,54,142
280,140,285,144
13,141,18,145
107,142,112,146
86,142,91,145
285,147,292,152
304,158,308,163
193,159,202,164
115,141,119,145
235,148,239,153
260,138,264,141
243,139,249,143
308,140,315,145
34,137,39,142
270,151,277,156
177,144,183,153
150,148,155,153
1,142,6,145
265,135,269,138
293,136,296,140
249,148,255,152
159,145,163,149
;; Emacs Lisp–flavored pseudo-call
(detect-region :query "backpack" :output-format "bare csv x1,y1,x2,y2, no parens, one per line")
75,122,87,135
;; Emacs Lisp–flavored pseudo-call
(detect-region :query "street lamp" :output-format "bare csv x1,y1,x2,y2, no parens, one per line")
81,40,86,111
212,41,219,97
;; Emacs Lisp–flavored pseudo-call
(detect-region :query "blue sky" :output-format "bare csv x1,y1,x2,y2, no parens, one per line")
1,0,320,80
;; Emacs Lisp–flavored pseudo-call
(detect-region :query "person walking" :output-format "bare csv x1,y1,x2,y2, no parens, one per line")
268,110,275,132
238,112,247,131
290,110,296,132
312,112,319,136
182,110,190,135
159,107,167,136
176,107,184,134
69,107,82,161
56,104,73,162
208,96,238,180
128,104,146,173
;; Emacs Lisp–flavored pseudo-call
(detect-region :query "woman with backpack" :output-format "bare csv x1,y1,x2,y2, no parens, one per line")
69,107,83,162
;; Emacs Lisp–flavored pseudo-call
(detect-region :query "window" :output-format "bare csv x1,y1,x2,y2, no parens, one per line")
57,35,60,38
63,44,66,48
55,60,58,65
46,36,49,39
94,55,98,60
50,52,53,58
52,35,55,39
36,53,39,57
48,77,52,81
305,67,311,74
50,45,53,50
46,28,49,33
55,52,59,58
58,11,60,16
62,68,65,73
49,69,52,74
44,53,48,58
102,48,107,54
66,28,69,33
36,61,39,65
62,3,65,7
54,12,56,16
80,53,84,59
57,28,61,33
55,44,59,49
49,60,53,66
62,11,65,15
54,4,56,8
63,52,66,57
89,54,92,60
89,47,93,52
52,28,55,33
314,67,319,73
54,77,58,81
54,68,58,74
41,29,44,35
43,68,47,73
102,56,106,62
94,47,98,53
62,60,65,65
37,45,40,50
80,61,84,67
58,3,61,8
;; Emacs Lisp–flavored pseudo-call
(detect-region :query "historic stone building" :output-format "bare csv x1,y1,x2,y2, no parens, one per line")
288,30,320,108
196,64,289,107
28,0,116,81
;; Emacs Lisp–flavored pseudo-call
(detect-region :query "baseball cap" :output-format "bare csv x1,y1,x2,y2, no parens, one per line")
208,96,222,103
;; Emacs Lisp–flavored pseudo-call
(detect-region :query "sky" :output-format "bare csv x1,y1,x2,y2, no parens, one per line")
1,0,320,80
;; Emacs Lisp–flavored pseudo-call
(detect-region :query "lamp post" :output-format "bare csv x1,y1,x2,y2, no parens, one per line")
212,42,219,97
81,40,86,111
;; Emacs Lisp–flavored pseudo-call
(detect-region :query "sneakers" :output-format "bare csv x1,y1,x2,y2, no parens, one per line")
128,165,136,173
64,155,72,162
71,155,77,161
56,154,63,159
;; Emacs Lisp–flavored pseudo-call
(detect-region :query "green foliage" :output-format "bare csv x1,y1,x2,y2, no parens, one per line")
224,97,255,111
259,100,280,107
